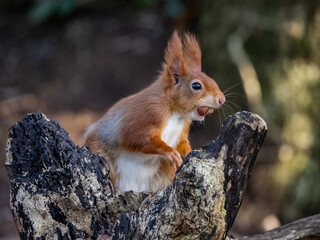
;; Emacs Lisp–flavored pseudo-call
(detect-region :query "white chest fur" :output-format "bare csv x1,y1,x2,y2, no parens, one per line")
116,152,161,192
161,113,185,148
115,113,185,192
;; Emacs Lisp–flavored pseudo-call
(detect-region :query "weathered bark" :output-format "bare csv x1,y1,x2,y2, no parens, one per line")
239,214,320,240
5,111,267,239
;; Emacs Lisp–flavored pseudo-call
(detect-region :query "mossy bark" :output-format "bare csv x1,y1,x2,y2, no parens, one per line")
6,111,267,239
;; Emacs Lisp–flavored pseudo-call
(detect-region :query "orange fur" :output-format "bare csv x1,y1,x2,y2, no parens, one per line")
176,120,192,158
84,31,225,193
182,33,202,70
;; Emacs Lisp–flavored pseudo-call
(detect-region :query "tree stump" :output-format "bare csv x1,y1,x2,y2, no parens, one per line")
5,111,267,239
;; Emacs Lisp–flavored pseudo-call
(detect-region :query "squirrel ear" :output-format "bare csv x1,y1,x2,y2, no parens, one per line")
182,33,201,70
168,58,183,80
165,31,186,78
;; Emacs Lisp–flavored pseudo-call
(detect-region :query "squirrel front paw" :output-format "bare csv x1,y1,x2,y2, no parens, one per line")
164,149,183,169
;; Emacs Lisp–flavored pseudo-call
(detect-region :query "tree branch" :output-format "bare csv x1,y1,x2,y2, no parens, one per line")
239,214,320,240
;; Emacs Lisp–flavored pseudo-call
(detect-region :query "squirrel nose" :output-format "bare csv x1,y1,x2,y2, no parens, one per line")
218,97,225,106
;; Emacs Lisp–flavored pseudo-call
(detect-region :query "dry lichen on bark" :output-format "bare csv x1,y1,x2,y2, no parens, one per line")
6,111,267,239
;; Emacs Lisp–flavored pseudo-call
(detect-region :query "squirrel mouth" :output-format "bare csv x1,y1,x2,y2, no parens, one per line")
197,106,214,117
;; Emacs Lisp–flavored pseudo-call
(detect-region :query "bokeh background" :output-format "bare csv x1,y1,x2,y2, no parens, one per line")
1,0,319,239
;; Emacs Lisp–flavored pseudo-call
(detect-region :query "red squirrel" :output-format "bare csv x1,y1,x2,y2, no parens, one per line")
84,31,225,193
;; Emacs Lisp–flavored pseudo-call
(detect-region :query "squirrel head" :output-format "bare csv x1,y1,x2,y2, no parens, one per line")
162,31,225,121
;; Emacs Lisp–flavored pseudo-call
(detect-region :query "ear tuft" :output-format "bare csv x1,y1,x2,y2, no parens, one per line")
164,31,186,78
182,33,201,70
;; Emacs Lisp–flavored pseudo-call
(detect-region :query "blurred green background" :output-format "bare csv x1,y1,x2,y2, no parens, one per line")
0,0,319,239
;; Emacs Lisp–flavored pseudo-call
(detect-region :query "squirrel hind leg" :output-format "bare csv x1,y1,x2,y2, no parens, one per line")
84,131,117,185
83,130,103,153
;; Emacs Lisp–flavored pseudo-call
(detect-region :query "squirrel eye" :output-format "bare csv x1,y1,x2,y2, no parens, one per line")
191,82,202,90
